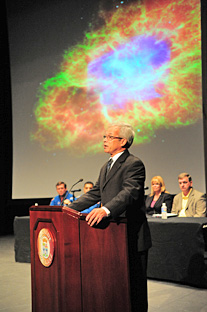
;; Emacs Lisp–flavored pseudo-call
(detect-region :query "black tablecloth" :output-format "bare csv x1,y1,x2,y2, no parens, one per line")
13,216,30,263
13,215,207,287
147,217,207,288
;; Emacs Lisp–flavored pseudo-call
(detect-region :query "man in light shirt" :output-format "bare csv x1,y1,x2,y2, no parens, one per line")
171,173,206,217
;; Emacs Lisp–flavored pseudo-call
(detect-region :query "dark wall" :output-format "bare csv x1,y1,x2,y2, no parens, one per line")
0,1,54,234
0,1,12,234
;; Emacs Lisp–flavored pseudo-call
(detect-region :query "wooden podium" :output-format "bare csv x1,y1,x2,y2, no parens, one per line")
30,205,131,312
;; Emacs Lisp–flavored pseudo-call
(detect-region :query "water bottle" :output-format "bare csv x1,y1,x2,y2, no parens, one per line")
161,203,167,219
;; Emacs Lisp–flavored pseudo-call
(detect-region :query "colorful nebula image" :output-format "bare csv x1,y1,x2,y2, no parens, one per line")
31,0,202,155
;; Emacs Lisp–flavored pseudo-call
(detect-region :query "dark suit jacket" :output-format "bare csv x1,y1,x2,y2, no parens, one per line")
145,192,173,215
69,150,152,252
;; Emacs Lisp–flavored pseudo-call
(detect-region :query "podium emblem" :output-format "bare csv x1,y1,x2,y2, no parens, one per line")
37,228,55,267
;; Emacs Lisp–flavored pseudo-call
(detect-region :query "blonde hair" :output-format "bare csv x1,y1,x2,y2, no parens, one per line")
150,176,168,196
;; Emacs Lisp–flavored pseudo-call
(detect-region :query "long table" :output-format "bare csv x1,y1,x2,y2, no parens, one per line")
13,216,31,263
147,216,207,288
13,215,207,287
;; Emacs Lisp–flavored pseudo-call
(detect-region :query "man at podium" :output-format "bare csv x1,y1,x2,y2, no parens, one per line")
68,122,152,312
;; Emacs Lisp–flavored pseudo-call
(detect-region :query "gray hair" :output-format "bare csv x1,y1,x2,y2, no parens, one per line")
109,122,135,148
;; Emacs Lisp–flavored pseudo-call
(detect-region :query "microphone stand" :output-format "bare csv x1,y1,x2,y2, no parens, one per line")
69,179,83,193
71,189,81,201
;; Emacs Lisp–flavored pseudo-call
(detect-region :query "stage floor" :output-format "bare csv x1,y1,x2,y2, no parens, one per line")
0,235,207,312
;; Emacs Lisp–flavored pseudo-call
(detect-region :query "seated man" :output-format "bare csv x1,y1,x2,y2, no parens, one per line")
171,173,206,217
50,181,74,206
64,181,101,212
81,181,101,213
83,181,94,193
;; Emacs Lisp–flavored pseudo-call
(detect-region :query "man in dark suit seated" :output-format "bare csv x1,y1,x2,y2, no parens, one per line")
68,122,152,312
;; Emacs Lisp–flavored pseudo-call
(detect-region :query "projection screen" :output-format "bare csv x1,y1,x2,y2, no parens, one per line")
6,0,205,199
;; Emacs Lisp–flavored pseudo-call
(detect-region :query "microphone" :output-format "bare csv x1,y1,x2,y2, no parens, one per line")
72,189,81,192
69,179,83,192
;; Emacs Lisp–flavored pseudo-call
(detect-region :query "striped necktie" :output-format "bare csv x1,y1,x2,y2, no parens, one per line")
106,158,113,176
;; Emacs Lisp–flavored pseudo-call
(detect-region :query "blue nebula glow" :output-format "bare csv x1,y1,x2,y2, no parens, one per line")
87,36,171,109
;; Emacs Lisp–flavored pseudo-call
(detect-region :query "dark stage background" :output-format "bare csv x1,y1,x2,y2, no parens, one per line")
0,0,206,234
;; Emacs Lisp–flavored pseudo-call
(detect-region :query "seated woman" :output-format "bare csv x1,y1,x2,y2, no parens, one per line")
145,176,173,215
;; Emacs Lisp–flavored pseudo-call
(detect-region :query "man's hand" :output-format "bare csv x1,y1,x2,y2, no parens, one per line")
64,199,70,205
85,208,107,226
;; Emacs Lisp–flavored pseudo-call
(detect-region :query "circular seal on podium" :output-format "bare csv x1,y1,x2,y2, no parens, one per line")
37,228,55,267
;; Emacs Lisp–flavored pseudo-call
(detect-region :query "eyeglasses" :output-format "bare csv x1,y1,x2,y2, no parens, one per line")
103,135,123,141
